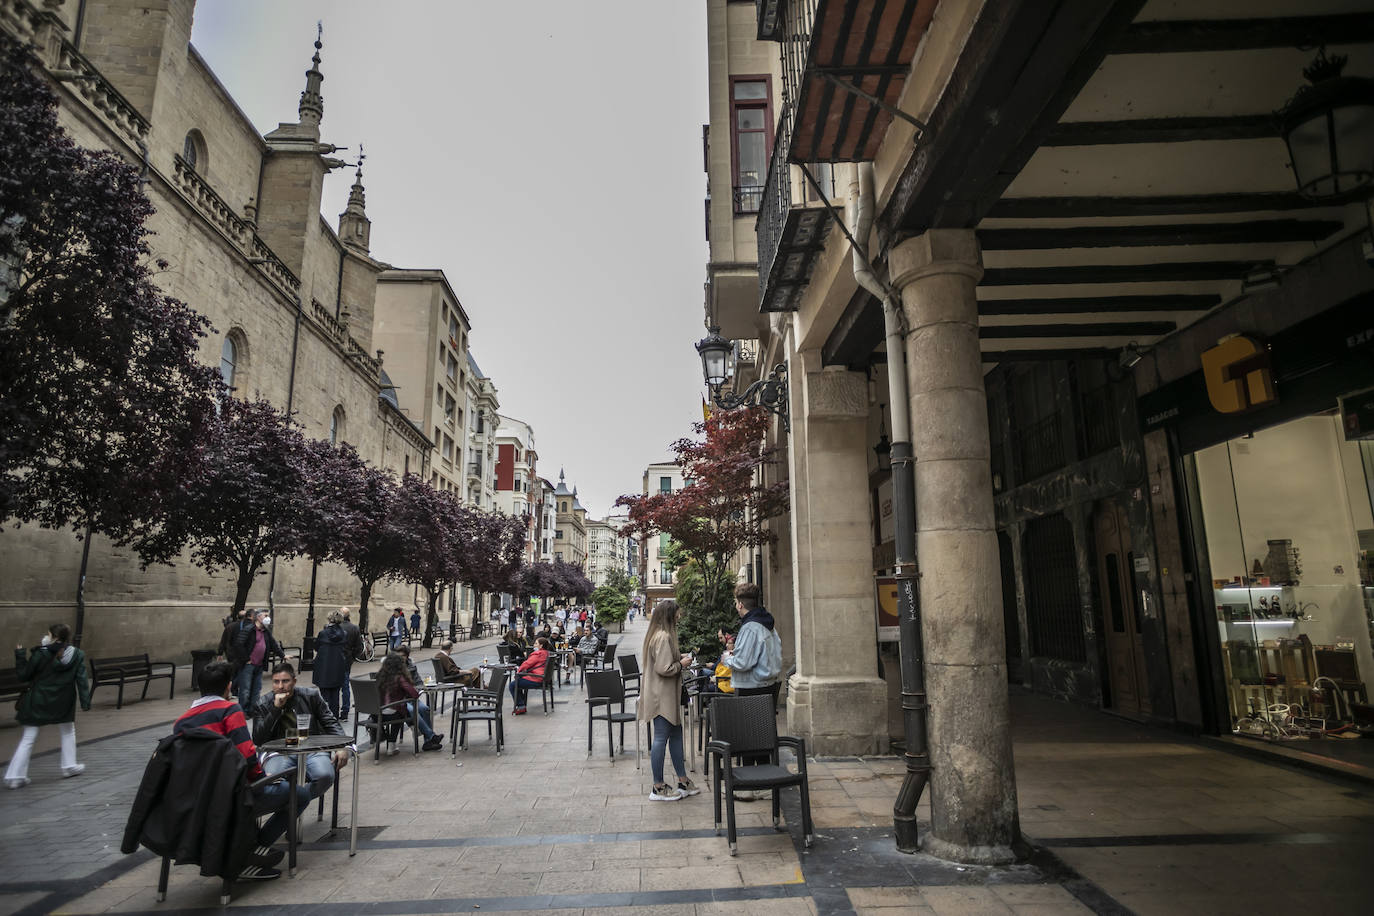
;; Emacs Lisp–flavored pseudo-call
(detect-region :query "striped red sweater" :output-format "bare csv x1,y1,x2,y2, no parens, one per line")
174,697,262,779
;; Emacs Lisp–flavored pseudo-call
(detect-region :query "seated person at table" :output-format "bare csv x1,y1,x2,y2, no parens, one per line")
573,627,600,665
394,643,421,682
171,661,312,876
509,637,551,714
499,631,529,664
376,653,443,752
434,641,481,687
249,663,349,801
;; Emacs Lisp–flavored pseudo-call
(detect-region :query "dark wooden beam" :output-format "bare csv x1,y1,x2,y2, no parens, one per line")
822,288,884,367
882,0,1150,235
988,192,1315,219
1115,14,1374,54
981,347,1116,362
980,320,1176,338
977,219,1342,250
978,294,1219,315
1044,115,1277,146
982,260,1271,286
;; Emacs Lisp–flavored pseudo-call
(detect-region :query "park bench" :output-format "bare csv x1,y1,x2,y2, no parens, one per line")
89,653,176,709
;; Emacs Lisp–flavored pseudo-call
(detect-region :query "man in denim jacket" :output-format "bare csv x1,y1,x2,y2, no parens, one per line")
720,583,783,705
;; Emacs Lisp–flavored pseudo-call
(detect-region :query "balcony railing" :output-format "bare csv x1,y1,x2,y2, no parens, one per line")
733,184,763,215
756,108,837,313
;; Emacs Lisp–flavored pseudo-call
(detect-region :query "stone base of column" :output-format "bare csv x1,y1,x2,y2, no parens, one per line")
786,675,888,757
921,832,1020,866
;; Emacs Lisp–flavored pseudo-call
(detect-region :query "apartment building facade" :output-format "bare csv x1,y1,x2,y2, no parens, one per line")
551,471,588,568
494,414,539,565
638,461,685,610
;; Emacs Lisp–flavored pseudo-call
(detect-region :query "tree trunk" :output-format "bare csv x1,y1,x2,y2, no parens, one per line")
303,558,320,665
422,585,440,649
358,579,374,633
232,560,257,617
73,526,93,647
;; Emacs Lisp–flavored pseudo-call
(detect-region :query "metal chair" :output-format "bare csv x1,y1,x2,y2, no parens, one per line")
452,668,507,756
348,676,419,762
540,654,559,715
616,654,642,699
585,669,639,767
707,694,814,856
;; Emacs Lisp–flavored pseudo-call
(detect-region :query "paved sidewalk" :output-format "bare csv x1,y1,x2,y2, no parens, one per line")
0,619,1370,915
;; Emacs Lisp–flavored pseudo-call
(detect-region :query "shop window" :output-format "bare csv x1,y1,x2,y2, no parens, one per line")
1022,513,1086,663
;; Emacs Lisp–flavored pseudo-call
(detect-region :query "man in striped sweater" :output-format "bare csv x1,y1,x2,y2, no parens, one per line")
174,661,311,878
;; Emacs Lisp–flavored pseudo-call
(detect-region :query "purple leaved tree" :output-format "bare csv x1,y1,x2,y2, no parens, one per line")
455,510,525,631
132,398,309,619
390,475,464,649
332,463,404,634
1,35,221,643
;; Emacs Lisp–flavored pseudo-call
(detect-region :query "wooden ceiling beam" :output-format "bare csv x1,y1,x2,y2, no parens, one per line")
979,320,1177,338
981,347,1116,362
988,192,1313,219
978,294,1219,315
1115,14,1374,54
982,259,1270,286
1044,114,1277,146
978,219,1342,250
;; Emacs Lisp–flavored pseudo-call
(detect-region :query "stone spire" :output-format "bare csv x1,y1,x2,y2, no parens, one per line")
298,23,324,126
338,142,371,252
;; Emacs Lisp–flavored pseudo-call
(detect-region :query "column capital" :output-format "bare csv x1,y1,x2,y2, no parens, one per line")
804,366,868,421
889,229,983,290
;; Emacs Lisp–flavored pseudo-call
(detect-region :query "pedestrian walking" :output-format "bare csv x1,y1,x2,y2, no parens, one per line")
312,611,350,717
5,623,92,789
387,607,407,650
638,601,699,801
409,609,421,639
222,609,282,710
339,607,362,719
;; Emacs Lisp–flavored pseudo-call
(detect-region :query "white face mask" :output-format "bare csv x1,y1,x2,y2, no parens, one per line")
41,634,52,646
261,616,272,627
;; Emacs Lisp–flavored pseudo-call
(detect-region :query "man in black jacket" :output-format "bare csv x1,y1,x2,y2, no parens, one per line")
249,662,348,802
338,607,363,719
220,609,283,709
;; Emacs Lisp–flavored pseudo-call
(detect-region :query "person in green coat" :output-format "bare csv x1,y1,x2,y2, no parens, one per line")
5,623,92,789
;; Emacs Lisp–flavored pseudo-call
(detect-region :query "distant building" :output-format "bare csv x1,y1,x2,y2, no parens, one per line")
639,461,684,610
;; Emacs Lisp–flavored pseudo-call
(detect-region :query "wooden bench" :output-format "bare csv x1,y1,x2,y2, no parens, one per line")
90,654,176,709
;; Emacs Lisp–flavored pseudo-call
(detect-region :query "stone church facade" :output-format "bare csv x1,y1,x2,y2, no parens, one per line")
1,0,436,659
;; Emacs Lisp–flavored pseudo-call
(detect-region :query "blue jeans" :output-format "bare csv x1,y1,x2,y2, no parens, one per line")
234,663,264,710
650,716,685,786
252,760,319,845
341,671,353,718
510,675,541,709
389,634,404,650
405,702,436,740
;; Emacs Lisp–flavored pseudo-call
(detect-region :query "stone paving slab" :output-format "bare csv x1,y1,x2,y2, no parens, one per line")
4,621,1374,914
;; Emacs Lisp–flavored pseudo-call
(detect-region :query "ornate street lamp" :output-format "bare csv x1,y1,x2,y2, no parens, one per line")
1278,48,1374,203
873,413,892,473
695,326,790,431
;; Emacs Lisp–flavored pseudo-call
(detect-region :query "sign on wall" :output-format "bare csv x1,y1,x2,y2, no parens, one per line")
1200,334,1277,414
875,576,899,642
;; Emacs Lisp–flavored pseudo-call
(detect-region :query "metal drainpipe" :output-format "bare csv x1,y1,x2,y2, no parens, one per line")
266,294,305,613
849,163,930,853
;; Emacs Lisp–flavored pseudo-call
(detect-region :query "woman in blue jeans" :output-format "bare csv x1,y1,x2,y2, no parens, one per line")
377,653,442,752
638,600,699,801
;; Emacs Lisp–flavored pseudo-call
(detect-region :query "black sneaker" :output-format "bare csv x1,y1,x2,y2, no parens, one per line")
422,736,443,751
236,864,281,881
249,845,284,866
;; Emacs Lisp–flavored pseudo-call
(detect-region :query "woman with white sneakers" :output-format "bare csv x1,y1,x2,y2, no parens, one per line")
6,622,92,788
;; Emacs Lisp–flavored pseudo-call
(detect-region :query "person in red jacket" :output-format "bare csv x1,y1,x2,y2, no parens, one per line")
509,637,551,714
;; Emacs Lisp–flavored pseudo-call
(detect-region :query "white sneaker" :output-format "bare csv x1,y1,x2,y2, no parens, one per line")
385,743,399,757
649,785,684,802
676,779,702,797
62,764,86,778
4,778,29,790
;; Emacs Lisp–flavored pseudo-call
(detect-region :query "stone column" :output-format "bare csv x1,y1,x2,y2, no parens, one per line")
889,230,1020,863
785,347,887,756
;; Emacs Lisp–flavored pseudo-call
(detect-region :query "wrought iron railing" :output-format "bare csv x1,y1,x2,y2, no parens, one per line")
733,185,763,214
779,0,818,147
1078,383,1118,456
756,106,793,300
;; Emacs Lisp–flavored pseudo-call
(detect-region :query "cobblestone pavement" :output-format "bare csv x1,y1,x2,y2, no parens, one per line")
1,620,1372,915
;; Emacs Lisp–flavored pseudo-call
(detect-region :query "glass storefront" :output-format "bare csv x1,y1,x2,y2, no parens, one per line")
1189,412,1374,741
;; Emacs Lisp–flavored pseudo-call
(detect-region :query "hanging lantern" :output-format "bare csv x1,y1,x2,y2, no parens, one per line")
1277,49,1374,203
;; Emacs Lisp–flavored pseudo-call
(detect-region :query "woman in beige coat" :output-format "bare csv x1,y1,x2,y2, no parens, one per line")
638,600,701,801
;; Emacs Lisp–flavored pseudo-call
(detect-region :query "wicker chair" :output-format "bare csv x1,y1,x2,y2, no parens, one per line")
616,654,642,699
707,694,814,856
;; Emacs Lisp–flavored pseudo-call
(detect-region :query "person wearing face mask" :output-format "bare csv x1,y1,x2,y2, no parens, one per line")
6,623,92,789
227,609,282,710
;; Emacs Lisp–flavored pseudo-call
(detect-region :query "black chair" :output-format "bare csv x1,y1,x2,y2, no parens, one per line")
616,655,642,699
540,654,559,715
452,668,507,756
707,694,814,856
601,641,620,670
349,676,419,762
585,669,638,766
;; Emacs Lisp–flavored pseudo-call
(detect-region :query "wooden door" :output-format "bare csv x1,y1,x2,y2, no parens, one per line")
1095,503,1151,717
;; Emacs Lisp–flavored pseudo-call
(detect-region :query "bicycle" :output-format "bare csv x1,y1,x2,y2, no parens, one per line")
354,632,376,663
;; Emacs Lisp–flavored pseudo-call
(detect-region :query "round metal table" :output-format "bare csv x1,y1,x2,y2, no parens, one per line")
259,734,360,875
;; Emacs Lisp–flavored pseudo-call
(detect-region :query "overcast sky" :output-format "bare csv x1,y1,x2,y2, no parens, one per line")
190,1,710,519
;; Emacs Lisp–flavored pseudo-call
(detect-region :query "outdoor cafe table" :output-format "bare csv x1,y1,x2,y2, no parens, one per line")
259,734,360,876
420,679,461,715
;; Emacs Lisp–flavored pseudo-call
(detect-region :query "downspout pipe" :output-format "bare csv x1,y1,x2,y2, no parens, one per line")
850,163,930,854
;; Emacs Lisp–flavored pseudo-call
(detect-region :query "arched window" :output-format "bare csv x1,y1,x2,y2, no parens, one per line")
330,405,346,445
182,129,206,172
219,335,238,389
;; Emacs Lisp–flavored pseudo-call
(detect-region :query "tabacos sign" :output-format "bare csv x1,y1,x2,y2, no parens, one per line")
1200,334,1277,414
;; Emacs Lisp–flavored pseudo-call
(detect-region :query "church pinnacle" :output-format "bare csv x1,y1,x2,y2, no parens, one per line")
338,142,372,253
298,23,325,126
